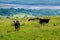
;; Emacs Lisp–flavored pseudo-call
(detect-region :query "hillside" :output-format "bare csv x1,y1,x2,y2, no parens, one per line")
0,8,60,18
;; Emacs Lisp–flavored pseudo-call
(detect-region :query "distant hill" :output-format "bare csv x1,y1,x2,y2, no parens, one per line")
0,8,60,18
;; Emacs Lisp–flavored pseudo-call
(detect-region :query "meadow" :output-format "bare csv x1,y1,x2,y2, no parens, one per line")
0,16,60,40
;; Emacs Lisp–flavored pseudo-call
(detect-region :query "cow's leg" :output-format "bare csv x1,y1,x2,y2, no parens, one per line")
15,26,16,31
40,22,45,26
18,26,20,30
15,25,20,31
17,26,20,31
15,26,18,31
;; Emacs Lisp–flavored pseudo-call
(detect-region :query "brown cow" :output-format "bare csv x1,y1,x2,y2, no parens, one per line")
28,17,40,21
28,18,35,21
35,17,40,20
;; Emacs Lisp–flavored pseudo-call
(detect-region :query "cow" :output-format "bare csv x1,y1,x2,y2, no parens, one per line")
13,19,20,31
35,17,40,20
28,18,35,21
39,18,50,24
28,17,40,21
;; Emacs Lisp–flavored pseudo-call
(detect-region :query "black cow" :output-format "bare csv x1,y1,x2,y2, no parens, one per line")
39,18,50,24
13,20,20,31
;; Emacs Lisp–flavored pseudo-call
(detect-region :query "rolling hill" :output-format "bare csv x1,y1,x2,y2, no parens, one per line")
0,8,60,18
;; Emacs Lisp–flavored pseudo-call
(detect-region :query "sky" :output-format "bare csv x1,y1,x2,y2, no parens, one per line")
0,0,60,5
0,0,60,9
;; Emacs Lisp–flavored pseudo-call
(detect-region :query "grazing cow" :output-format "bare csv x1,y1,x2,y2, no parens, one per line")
13,20,20,31
28,18,35,21
39,18,50,24
28,17,39,21
35,17,40,20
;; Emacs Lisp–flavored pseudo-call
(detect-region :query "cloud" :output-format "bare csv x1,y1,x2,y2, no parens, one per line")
0,0,60,5
0,4,60,9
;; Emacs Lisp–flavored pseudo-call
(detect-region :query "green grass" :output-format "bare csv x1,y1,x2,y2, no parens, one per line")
0,16,60,40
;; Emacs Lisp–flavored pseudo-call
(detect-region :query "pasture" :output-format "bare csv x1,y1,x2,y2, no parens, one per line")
0,16,60,40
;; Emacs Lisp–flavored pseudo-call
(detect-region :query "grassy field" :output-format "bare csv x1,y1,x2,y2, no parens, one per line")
0,16,60,40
